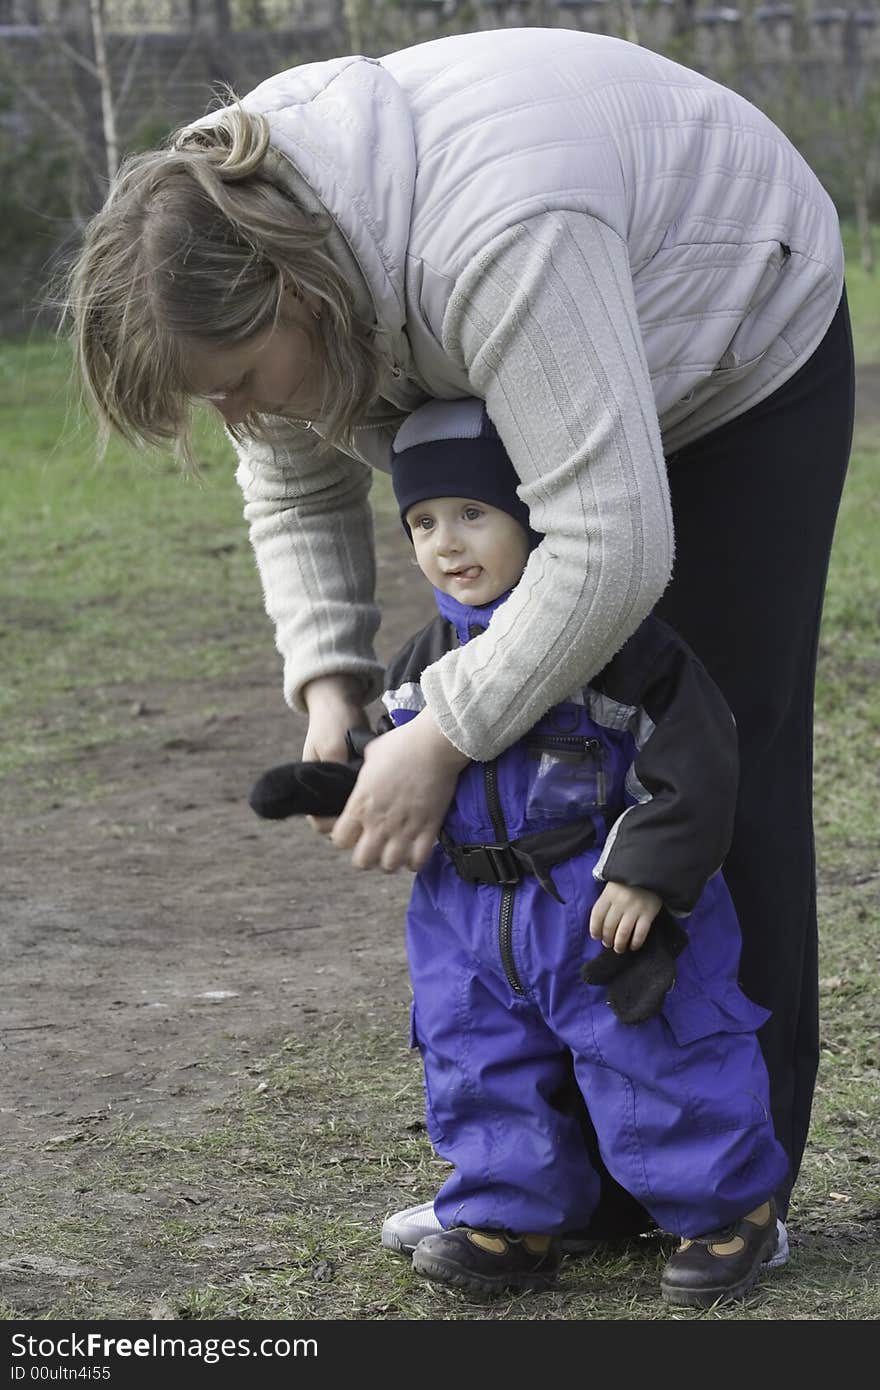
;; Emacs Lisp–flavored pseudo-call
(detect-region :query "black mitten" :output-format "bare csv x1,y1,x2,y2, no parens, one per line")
248,727,375,821
580,907,689,1024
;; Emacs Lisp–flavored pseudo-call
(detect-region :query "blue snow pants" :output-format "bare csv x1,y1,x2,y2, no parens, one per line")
407,849,789,1238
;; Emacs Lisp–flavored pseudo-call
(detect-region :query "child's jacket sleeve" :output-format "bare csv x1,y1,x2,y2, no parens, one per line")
591,616,739,916
381,615,459,725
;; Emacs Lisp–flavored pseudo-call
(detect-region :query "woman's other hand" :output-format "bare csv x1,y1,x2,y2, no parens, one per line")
302,674,369,834
330,709,469,872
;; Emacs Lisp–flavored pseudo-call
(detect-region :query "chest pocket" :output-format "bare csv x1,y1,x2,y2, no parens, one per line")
523,734,607,820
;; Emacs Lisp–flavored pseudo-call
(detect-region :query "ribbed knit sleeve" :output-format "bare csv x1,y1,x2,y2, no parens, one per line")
233,425,385,712
420,211,675,760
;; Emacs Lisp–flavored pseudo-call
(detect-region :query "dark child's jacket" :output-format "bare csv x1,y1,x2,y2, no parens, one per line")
382,586,739,916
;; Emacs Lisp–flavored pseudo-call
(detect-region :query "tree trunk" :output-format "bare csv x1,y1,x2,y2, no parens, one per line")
854,169,875,275
89,0,118,182
342,0,364,54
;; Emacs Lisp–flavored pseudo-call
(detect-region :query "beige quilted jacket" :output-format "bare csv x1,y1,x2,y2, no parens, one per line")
191,29,844,757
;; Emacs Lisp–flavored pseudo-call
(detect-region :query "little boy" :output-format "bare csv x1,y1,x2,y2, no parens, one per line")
381,397,788,1306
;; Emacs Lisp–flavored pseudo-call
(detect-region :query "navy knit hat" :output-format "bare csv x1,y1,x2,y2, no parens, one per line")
390,398,542,547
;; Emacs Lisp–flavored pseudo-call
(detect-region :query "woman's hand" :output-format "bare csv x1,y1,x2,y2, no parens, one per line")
301,674,369,834
330,709,469,873
589,882,662,953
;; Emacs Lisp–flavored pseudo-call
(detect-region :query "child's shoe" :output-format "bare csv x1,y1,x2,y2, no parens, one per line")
660,1198,779,1307
412,1227,561,1293
381,1200,443,1255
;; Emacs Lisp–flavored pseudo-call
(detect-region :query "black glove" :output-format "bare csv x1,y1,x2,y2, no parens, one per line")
580,906,689,1024
248,727,376,821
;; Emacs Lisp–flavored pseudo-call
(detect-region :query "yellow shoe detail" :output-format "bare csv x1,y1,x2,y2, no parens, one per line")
708,1234,746,1257
744,1201,772,1228
467,1231,509,1255
523,1234,554,1255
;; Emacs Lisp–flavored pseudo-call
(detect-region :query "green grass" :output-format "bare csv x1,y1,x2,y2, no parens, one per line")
814,437,880,862
0,338,403,788
0,339,271,780
3,1012,877,1321
843,223,880,366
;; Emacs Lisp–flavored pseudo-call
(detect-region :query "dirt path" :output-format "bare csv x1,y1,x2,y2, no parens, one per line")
0,505,439,1313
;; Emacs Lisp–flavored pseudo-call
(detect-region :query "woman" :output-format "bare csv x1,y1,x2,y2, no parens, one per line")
67,28,853,1241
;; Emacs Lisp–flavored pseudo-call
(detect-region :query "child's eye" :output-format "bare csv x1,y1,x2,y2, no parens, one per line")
414,515,434,531
463,506,482,521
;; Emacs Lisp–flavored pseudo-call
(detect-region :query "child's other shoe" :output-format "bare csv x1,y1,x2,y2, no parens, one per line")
660,1198,779,1307
382,1199,601,1258
412,1227,561,1293
381,1200,443,1255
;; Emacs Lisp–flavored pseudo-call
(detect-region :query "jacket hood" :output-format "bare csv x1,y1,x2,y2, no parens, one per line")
184,56,416,337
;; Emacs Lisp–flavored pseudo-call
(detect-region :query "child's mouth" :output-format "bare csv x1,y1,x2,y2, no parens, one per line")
446,566,482,583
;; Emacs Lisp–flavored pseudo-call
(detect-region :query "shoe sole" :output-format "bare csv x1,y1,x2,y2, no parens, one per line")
384,1230,597,1259
412,1249,559,1294
660,1226,780,1308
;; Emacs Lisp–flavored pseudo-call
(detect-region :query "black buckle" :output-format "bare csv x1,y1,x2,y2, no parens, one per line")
452,842,522,887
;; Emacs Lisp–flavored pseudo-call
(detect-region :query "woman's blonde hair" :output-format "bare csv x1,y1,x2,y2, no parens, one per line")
64,101,384,465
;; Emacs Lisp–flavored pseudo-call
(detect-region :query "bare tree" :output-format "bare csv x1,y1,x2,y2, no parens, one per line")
90,0,119,180
342,0,365,51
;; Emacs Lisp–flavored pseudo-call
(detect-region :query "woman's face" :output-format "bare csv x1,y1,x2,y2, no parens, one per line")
183,296,323,426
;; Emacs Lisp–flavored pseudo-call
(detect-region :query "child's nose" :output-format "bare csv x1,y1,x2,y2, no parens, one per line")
435,522,463,553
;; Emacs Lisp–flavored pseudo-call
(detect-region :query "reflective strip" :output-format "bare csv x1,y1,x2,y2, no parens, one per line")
584,688,638,733
633,706,656,750
568,687,656,752
382,681,426,714
624,764,652,804
592,804,637,882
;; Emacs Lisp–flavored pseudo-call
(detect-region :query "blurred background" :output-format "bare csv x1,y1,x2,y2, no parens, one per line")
1,0,879,334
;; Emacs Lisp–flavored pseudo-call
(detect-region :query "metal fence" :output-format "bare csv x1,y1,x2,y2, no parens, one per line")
0,0,878,45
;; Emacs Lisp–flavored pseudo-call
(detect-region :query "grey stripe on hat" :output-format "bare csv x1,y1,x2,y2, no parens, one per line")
393,397,486,453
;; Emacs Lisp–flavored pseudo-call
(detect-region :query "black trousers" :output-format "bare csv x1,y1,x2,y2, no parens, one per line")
580,293,855,1233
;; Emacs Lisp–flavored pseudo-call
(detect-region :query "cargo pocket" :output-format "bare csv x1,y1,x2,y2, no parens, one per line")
660,985,772,1135
409,1003,446,1146
523,733,606,819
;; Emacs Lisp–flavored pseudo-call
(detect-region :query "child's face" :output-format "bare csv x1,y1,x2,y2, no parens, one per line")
405,496,531,606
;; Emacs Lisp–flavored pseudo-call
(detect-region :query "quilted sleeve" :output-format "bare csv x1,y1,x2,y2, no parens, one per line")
422,210,674,760
233,423,385,712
